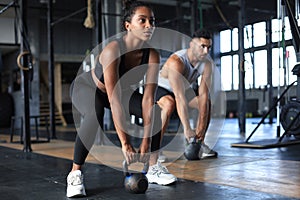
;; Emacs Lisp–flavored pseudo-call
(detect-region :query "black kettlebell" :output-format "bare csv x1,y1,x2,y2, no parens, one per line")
184,137,201,160
123,160,149,194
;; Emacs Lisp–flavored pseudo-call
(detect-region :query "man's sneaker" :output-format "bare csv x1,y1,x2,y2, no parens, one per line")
158,151,167,163
146,162,177,185
66,170,86,198
199,143,218,159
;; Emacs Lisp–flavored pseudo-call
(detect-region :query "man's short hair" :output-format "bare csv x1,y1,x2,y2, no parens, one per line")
192,28,212,40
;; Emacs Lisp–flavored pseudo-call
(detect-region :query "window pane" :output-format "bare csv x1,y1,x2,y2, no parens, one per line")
233,54,239,90
244,25,252,49
271,17,291,42
272,47,296,86
254,50,267,87
244,53,254,89
220,29,231,53
284,17,292,40
221,56,232,91
272,47,284,86
286,46,297,84
253,22,266,47
232,28,238,51
272,18,281,43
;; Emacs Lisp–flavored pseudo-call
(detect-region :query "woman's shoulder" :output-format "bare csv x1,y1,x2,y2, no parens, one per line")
100,40,121,62
102,40,120,53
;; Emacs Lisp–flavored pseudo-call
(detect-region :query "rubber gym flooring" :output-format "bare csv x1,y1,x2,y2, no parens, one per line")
0,118,300,200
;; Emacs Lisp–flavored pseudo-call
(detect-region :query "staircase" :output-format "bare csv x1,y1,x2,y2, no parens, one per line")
39,101,67,127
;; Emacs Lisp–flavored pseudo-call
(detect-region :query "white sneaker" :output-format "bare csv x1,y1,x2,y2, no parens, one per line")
66,170,86,198
146,162,177,185
158,151,167,163
199,143,218,159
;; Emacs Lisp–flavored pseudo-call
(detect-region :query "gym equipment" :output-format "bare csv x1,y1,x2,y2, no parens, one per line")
122,160,149,194
184,137,201,160
279,62,300,140
231,70,300,148
280,100,300,139
231,0,300,148
83,0,95,28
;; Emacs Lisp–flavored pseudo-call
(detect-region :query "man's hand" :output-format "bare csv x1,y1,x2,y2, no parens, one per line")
184,128,196,141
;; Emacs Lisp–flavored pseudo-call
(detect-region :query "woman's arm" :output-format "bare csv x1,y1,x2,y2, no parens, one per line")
139,49,160,160
99,41,136,163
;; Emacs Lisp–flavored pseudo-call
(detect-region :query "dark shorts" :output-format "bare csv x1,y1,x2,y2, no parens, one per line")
155,86,199,119
155,86,198,102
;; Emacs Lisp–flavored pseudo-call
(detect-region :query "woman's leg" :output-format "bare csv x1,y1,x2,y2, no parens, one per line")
67,72,101,197
70,73,107,171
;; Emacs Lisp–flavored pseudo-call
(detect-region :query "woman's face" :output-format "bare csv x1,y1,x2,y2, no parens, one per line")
125,6,155,41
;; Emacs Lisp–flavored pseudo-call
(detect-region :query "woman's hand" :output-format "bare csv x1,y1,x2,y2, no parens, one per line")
122,143,138,164
138,139,151,163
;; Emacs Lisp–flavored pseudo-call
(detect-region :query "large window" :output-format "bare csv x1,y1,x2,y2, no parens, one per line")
220,19,296,91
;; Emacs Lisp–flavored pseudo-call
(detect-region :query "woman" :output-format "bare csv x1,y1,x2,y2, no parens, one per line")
66,1,176,198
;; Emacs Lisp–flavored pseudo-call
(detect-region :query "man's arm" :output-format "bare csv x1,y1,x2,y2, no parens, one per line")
195,61,212,141
165,55,195,140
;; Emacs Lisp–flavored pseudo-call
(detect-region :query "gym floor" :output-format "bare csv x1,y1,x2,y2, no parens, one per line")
0,118,300,200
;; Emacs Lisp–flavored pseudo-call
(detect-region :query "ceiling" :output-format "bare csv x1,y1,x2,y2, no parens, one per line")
0,0,278,31
0,0,281,56
144,0,278,31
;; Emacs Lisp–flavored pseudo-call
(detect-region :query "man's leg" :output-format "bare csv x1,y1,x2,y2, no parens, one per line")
156,95,176,141
188,98,217,159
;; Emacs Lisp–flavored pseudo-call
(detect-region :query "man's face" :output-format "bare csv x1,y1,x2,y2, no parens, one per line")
191,37,212,60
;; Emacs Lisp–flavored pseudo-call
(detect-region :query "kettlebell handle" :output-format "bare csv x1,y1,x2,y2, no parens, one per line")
188,136,201,144
122,160,149,176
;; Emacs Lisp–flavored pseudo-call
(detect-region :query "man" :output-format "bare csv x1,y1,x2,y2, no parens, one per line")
155,28,217,160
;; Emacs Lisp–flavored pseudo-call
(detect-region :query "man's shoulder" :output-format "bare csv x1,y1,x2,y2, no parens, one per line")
166,53,184,66
173,49,187,57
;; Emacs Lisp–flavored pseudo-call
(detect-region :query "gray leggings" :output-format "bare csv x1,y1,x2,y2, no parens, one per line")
71,72,161,165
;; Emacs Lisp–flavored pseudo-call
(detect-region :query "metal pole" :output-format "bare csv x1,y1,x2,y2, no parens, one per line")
176,0,183,33
198,0,203,29
266,20,274,124
47,0,56,139
190,0,196,34
238,0,246,134
20,0,32,152
95,0,102,45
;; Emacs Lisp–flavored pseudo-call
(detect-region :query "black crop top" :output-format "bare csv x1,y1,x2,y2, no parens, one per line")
94,37,150,84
